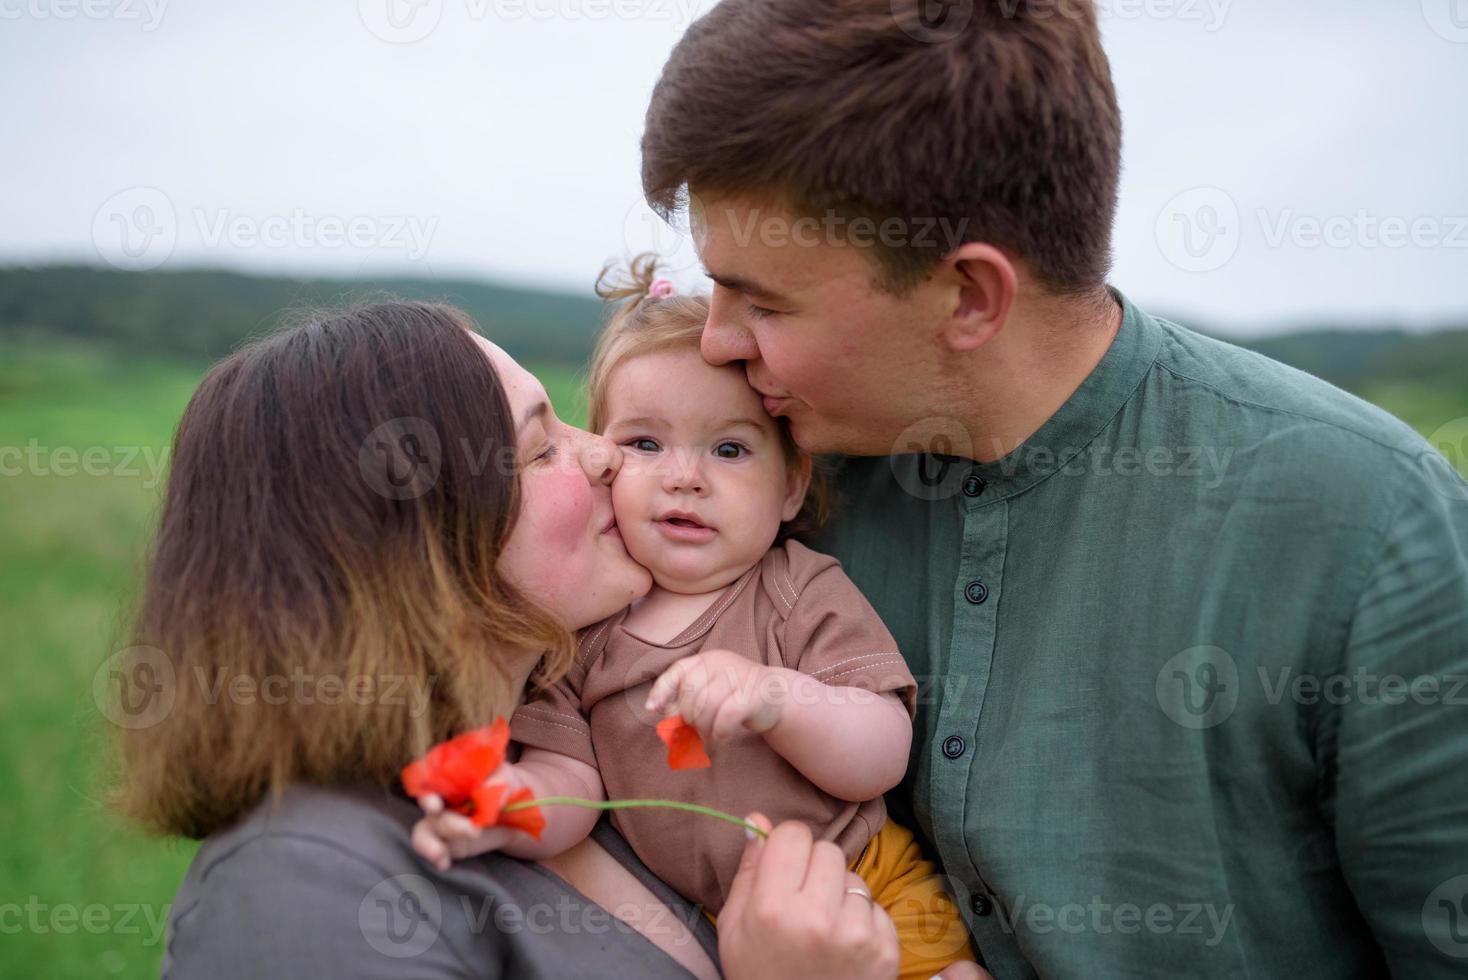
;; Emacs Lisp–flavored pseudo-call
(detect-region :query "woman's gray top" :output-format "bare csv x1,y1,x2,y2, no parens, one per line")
162,784,722,978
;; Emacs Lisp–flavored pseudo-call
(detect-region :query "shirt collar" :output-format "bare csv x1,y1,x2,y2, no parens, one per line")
880,284,1156,501
949,287,1164,502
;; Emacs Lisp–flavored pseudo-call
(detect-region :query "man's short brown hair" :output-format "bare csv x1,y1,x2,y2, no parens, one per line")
642,0,1122,295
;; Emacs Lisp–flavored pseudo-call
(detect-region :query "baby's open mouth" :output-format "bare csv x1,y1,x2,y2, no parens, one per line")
655,511,716,541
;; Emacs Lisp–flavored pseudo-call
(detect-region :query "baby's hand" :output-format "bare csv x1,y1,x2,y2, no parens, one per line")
410,764,527,872
645,649,788,742
411,793,519,872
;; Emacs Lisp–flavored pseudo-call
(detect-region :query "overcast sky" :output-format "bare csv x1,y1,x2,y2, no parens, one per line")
3,0,1465,336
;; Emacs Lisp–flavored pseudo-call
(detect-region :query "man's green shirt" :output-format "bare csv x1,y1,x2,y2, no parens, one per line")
811,291,1468,978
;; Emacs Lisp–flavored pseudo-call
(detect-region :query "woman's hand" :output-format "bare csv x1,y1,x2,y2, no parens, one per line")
717,814,901,980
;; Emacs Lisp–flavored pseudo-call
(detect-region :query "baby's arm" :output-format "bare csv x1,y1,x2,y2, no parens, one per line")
647,551,918,804
759,670,912,801
646,653,912,802
412,747,605,870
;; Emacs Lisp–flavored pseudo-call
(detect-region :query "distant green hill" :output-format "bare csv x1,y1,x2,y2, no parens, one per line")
1189,324,1468,440
1,266,1465,414
1227,327,1468,394
0,265,606,365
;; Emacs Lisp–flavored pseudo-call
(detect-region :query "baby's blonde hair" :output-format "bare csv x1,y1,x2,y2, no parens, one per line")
587,253,832,543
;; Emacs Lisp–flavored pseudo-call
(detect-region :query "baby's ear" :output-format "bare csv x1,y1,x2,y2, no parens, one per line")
781,454,813,522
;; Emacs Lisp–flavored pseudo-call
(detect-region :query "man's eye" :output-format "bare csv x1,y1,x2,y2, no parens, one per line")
714,442,746,459
626,438,660,453
746,303,777,320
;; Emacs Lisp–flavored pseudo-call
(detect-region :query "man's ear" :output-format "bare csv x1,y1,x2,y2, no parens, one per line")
940,242,1017,353
781,453,814,522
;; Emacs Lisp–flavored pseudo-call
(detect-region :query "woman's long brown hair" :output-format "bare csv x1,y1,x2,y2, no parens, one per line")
112,302,572,839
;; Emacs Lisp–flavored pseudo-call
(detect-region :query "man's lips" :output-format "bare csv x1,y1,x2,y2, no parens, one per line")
751,381,792,417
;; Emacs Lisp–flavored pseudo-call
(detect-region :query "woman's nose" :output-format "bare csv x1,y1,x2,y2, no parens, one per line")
577,430,621,486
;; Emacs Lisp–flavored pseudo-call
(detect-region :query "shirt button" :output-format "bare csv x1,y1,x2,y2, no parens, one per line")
964,580,989,604
942,735,966,759
971,894,994,917
962,475,986,497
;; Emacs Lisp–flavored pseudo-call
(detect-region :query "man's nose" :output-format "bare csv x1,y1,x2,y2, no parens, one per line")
701,290,759,366
577,431,621,486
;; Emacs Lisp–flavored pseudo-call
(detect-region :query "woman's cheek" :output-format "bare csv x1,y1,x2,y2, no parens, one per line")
523,466,594,555
499,468,595,608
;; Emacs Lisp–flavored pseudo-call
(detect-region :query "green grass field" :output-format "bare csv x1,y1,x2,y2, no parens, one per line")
1,339,1463,978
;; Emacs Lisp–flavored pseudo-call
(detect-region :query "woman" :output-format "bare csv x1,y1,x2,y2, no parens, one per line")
113,302,905,979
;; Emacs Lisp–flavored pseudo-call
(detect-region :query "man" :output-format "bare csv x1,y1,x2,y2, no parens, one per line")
640,1,1468,976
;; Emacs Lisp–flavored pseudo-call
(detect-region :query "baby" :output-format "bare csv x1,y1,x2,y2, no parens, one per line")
415,257,976,979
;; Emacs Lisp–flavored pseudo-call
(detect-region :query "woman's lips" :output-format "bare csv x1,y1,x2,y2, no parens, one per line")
655,519,717,544
761,395,788,417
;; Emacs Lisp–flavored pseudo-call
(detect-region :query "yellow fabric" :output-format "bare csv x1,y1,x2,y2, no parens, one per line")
853,818,977,979
706,819,976,979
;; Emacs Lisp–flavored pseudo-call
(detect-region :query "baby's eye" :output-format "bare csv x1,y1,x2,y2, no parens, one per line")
714,441,746,460
626,437,661,453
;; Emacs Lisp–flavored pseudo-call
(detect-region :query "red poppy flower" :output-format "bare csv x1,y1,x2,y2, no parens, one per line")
656,714,711,770
470,783,547,839
401,717,509,806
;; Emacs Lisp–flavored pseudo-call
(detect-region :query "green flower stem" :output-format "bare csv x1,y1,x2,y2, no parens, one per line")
503,796,769,839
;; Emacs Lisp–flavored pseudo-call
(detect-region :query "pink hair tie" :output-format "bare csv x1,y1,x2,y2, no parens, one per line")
648,278,677,299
